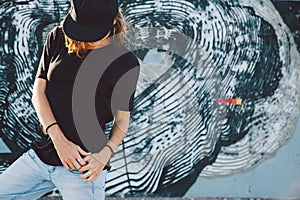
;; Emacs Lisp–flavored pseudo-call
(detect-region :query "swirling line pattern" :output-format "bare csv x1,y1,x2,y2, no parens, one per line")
0,0,299,197
0,0,69,162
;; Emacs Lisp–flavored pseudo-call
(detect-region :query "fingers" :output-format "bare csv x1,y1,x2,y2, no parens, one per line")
80,170,100,182
72,159,82,169
62,162,70,170
83,155,92,163
76,157,86,166
77,146,91,157
64,159,80,170
56,140,89,170
80,168,102,182
65,147,88,169
75,146,90,167
78,155,93,173
65,161,76,170
78,163,90,173
63,155,85,170
78,155,105,182
80,170,93,180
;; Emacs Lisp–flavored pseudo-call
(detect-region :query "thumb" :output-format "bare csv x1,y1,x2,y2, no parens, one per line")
77,146,91,156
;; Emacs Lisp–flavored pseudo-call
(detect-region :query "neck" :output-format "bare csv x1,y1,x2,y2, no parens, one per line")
86,38,112,50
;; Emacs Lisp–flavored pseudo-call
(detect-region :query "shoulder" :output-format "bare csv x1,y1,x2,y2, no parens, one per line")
105,46,140,80
42,26,65,55
44,26,65,47
115,46,140,69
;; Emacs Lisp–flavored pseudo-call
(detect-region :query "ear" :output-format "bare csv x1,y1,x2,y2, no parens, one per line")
113,19,117,25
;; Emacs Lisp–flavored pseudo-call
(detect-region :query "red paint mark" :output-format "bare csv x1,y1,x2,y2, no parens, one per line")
217,98,242,105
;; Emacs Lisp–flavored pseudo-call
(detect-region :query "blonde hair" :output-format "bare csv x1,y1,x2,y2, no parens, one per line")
65,9,127,58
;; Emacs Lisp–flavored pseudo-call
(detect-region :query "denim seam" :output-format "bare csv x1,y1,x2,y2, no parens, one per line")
11,180,48,200
92,181,95,200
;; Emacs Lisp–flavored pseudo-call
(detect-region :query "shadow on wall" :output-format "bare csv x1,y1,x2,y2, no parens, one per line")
0,0,300,197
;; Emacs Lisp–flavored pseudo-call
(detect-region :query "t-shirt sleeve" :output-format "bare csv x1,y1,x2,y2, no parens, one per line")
111,55,140,114
35,29,55,80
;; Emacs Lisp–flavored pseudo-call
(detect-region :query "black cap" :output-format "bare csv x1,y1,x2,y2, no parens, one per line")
62,0,118,42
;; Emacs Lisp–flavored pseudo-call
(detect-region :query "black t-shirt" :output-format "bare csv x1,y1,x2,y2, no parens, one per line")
32,26,140,166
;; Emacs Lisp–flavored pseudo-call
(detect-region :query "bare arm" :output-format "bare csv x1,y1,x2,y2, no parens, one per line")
79,109,131,182
107,109,130,150
31,78,89,169
31,78,59,133
94,110,130,166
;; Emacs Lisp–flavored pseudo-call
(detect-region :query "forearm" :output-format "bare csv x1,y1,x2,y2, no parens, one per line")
32,81,90,170
107,113,130,150
31,90,64,139
93,111,130,164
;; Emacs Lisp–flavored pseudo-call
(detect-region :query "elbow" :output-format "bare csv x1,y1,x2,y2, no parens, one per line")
113,110,131,133
31,78,47,106
31,90,44,106
31,92,38,106
114,118,130,134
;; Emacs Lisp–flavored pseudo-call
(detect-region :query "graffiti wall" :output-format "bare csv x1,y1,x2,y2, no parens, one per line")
0,0,299,197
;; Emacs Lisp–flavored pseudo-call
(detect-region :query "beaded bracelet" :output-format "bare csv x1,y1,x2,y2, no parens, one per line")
45,122,58,134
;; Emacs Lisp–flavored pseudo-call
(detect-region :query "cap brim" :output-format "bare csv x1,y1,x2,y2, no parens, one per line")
62,14,113,42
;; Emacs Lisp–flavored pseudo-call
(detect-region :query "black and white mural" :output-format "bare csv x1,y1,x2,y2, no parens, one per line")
0,0,300,197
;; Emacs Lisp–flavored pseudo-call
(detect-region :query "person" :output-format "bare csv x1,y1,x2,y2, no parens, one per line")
0,0,140,199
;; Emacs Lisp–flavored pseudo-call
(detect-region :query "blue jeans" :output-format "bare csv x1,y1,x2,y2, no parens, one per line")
0,149,108,200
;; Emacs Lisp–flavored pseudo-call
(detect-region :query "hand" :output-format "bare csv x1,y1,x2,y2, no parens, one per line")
49,128,90,170
78,147,113,182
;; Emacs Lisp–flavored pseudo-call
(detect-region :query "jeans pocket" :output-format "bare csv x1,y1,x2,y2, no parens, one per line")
68,169,82,174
